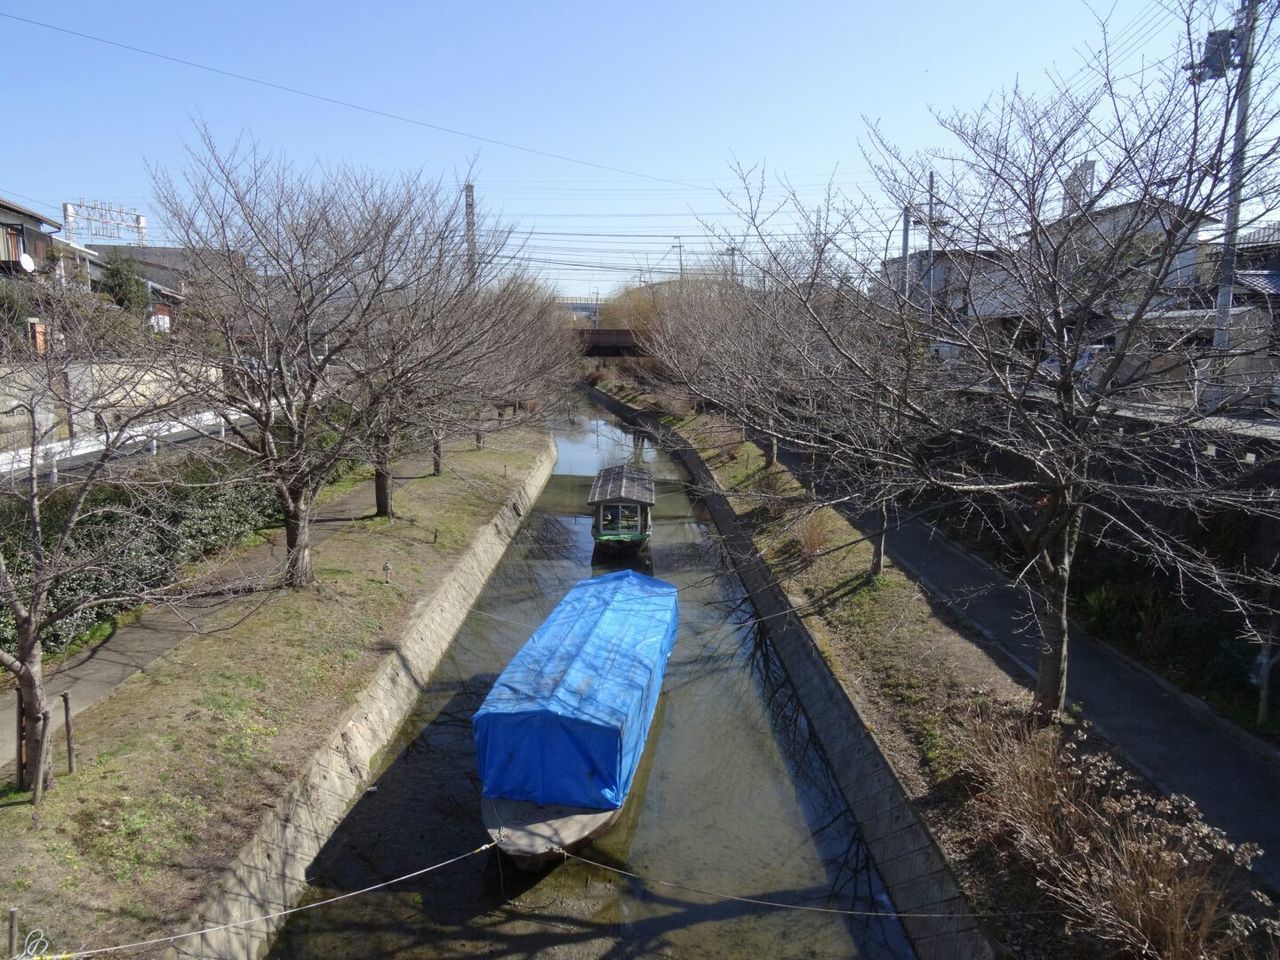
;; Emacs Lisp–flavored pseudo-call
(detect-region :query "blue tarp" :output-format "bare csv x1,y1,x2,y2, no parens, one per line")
473,570,679,810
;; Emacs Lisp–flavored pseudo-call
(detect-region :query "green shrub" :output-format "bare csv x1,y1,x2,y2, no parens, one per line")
0,459,280,659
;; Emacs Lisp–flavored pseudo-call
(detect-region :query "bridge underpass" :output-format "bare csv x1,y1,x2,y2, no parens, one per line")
576,327,648,358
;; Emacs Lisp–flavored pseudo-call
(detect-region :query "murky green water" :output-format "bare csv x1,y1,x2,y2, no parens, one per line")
266,414,912,959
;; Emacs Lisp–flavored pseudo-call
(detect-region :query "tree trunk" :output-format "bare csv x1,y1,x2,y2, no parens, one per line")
1031,576,1070,716
17,646,51,796
282,495,314,587
432,433,444,476
1258,614,1276,725
374,448,393,518
1031,510,1081,717
475,431,484,449
870,503,887,577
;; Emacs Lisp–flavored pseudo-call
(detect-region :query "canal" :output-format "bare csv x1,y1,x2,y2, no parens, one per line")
266,412,913,959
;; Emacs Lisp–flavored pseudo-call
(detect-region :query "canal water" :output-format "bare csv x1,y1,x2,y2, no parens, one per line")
266,414,913,959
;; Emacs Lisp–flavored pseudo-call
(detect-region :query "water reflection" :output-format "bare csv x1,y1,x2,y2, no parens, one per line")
266,414,913,959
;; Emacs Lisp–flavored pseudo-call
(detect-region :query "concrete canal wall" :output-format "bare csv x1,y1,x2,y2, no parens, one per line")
168,435,558,960
586,386,995,960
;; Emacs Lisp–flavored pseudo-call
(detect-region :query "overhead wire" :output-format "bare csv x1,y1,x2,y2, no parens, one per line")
0,5,1192,300
0,11,718,194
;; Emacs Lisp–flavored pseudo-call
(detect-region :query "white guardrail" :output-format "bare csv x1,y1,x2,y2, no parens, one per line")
0,409,243,479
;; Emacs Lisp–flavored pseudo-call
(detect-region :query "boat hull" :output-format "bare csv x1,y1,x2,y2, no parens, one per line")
483,797,623,870
591,532,650,555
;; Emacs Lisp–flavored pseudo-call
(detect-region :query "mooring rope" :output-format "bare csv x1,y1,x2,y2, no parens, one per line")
32,841,496,959
559,849,1064,920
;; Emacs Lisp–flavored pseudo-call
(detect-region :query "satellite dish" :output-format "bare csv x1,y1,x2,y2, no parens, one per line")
18,253,35,273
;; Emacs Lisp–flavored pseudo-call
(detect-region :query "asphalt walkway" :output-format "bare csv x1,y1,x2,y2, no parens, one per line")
775,446,1280,891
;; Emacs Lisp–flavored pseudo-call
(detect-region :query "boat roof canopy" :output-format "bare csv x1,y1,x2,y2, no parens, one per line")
588,464,656,506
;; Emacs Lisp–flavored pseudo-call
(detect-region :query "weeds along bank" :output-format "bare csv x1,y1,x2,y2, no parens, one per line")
0,430,555,960
588,378,1280,960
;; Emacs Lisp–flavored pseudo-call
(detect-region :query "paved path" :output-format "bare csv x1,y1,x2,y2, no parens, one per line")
774,446,1280,891
0,471,386,774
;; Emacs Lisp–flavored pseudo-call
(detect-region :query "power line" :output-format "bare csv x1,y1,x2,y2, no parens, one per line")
0,12,718,193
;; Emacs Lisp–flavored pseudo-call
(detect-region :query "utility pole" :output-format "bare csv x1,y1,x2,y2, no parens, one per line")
726,244,738,283
926,171,936,324
1211,0,1259,361
899,204,911,300
672,236,685,279
1184,0,1260,407
464,181,477,282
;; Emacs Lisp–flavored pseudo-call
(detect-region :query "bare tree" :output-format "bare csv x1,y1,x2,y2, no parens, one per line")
353,209,576,517
0,280,212,794
650,3,1280,716
156,130,462,585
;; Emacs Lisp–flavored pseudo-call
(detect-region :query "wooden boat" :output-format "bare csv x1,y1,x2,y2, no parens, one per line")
474,570,679,867
587,464,655,553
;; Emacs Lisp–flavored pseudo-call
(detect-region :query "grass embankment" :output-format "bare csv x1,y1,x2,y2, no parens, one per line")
591,375,1277,959
0,432,545,957
0,463,375,695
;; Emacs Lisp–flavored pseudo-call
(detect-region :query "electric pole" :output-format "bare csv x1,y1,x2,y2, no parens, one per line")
1183,0,1261,407
926,171,936,324
672,236,685,279
464,181,477,282
899,204,911,300
1211,0,1259,362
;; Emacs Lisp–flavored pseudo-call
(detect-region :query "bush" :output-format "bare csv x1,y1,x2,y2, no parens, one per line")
794,513,829,558
0,460,280,660
959,706,1277,959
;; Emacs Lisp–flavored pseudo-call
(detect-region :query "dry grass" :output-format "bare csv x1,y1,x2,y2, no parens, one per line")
959,707,1279,960
793,512,831,559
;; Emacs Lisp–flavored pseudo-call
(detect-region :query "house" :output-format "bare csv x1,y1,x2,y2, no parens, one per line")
86,243,186,333
0,197,60,276
878,197,1236,362
1234,224,1280,311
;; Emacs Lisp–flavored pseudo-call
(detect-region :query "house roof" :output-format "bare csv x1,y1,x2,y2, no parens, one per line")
1044,197,1220,234
0,197,61,230
1237,270,1280,296
1239,224,1280,249
588,464,656,505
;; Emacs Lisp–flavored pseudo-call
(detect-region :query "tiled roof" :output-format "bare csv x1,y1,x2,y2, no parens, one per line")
1237,271,1280,296
0,197,61,230
1239,224,1280,248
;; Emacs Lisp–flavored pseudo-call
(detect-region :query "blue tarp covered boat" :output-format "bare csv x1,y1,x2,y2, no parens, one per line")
474,569,679,814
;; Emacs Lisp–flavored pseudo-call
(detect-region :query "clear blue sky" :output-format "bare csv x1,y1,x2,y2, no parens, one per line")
2,1,1195,296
